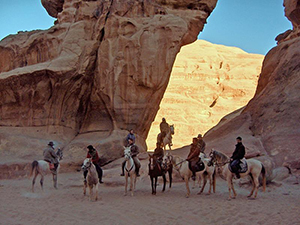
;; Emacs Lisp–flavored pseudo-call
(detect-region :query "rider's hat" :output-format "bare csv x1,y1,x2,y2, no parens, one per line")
87,145,95,150
197,134,202,138
48,141,54,147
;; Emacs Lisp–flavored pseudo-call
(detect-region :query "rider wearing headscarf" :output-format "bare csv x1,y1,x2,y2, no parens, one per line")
153,142,164,165
160,118,170,139
43,141,59,171
186,138,201,180
84,145,103,183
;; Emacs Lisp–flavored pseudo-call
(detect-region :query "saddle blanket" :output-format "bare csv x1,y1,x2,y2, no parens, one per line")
229,158,248,173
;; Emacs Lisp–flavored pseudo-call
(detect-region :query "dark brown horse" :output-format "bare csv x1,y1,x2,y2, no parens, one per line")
148,154,166,195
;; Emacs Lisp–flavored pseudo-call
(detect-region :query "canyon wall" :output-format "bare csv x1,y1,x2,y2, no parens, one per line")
146,40,264,150
0,0,217,164
204,0,300,171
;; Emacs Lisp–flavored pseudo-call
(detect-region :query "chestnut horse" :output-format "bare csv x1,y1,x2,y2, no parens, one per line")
148,154,166,195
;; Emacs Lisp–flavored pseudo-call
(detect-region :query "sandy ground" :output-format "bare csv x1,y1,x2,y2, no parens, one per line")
0,157,299,225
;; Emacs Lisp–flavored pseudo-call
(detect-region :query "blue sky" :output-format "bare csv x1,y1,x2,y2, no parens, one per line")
0,0,292,55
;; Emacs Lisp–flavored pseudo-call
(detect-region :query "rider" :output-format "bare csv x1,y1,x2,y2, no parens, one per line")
230,136,246,179
160,118,170,138
43,141,59,173
153,142,164,168
159,118,172,146
126,129,136,144
186,137,201,181
197,134,206,154
84,145,103,183
120,138,141,177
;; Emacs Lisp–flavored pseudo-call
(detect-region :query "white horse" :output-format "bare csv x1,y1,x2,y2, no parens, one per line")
82,158,99,201
172,155,216,198
30,148,63,192
124,146,137,196
157,125,175,152
208,149,266,199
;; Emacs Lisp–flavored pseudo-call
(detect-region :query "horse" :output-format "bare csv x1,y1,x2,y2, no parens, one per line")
208,149,266,199
148,154,166,195
162,152,173,189
30,148,63,192
171,155,216,198
124,146,137,196
157,124,175,152
82,158,99,201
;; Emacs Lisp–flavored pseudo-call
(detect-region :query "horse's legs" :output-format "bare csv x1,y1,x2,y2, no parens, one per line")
252,175,260,198
95,183,99,201
130,173,135,196
184,176,190,198
198,174,207,195
168,169,172,188
154,176,157,195
124,174,128,196
151,176,155,195
89,186,93,201
247,173,255,198
162,174,166,192
52,173,58,189
213,168,216,193
32,171,39,192
231,179,237,198
40,175,44,190
227,177,234,199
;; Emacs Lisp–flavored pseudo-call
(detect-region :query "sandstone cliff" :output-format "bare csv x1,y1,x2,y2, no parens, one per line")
204,0,300,172
146,40,264,150
0,0,217,164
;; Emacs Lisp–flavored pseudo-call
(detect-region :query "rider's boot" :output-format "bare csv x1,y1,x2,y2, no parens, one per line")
136,167,140,177
235,172,240,179
191,171,196,181
120,161,125,176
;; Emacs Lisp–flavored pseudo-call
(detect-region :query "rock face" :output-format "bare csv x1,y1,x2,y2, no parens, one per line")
204,2,300,171
146,40,263,150
0,0,217,164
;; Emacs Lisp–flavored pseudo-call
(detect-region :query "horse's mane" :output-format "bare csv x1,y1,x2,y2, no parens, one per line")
213,150,229,162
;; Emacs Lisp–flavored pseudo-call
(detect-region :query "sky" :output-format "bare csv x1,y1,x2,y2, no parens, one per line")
0,0,292,55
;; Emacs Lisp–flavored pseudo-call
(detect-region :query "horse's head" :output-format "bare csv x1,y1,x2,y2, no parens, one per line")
81,158,92,171
124,146,131,160
148,154,155,170
56,148,63,161
207,149,216,166
170,125,175,135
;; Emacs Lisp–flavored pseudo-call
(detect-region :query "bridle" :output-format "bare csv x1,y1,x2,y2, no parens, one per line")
124,149,134,173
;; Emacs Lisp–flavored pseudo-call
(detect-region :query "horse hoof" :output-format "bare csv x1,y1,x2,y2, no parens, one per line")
185,195,190,198
206,192,211,195
197,192,202,195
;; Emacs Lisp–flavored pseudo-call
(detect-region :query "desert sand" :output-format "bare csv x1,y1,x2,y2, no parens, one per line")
1,153,299,225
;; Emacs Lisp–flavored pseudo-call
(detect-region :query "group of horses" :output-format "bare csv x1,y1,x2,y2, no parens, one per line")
29,125,266,201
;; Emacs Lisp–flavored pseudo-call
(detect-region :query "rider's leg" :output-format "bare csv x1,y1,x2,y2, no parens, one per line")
120,160,126,176
94,163,103,183
133,157,140,176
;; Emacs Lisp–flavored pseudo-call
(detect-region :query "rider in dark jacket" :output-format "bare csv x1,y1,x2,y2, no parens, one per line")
120,138,141,177
230,136,246,178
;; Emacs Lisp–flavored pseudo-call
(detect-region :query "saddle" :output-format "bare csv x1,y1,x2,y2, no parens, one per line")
44,160,56,170
189,159,205,172
229,158,248,173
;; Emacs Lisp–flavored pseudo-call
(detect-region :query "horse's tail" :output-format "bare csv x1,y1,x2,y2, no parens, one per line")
213,166,216,193
30,160,39,177
261,164,266,192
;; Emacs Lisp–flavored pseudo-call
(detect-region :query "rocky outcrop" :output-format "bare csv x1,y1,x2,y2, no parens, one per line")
204,1,300,172
0,0,217,164
146,40,263,150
